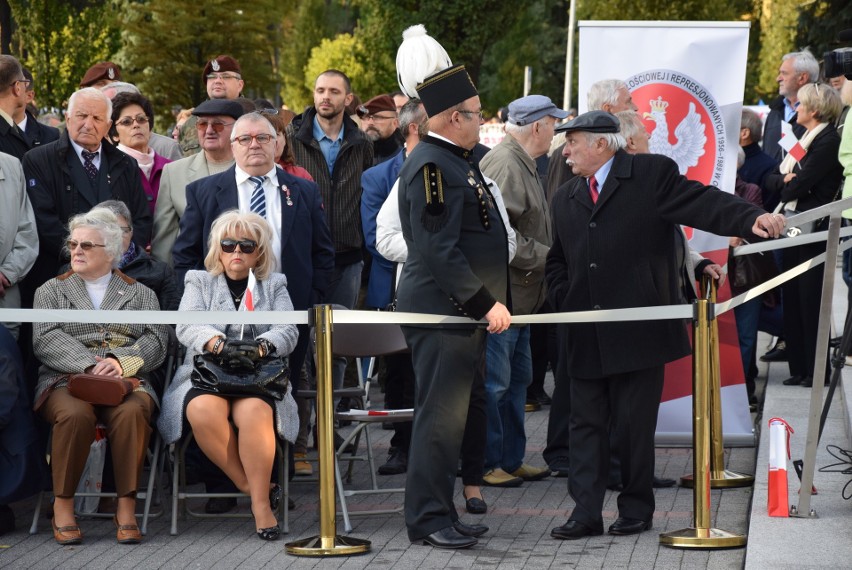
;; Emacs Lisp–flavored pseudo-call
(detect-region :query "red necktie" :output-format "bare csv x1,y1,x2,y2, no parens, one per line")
589,176,599,204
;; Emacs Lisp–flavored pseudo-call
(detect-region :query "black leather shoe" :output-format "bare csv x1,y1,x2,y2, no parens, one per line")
761,343,788,362
527,388,552,406
782,375,804,386
608,517,652,535
453,520,488,537
550,520,603,540
464,491,487,514
548,457,570,478
801,375,830,387
653,476,676,488
205,497,237,514
378,447,408,475
421,526,477,549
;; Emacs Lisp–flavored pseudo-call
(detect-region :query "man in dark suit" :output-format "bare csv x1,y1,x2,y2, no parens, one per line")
173,111,334,377
0,55,42,160
545,111,784,540
22,87,151,306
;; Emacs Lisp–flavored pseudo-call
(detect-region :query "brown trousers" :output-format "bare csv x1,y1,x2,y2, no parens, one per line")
41,387,153,498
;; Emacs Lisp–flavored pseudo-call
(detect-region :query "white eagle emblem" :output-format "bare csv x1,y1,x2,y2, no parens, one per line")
643,96,706,175
211,59,220,72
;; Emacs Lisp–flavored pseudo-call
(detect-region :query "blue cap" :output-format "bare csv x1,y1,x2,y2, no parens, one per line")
507,95,568,126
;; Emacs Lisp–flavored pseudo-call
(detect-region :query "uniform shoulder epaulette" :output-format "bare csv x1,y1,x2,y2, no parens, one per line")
420,162,448,232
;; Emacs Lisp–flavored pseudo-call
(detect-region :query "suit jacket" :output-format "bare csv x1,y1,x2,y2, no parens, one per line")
151,152,234,265
32,270,169,408
545,150,764,378
0,116,31,160
0,152,38,338
22,131,152,300
157,270,299,444
360,149,404,308
20,110,60,149
172,165,334,310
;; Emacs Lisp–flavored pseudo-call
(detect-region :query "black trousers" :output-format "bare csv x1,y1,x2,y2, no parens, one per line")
567,366,664,529
383,352,415,451
782,242,826,379
529,300,559,397
403,326,485,541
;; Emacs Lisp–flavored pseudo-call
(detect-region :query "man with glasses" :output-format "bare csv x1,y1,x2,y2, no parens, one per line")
22,87,151,303
15,68,59,149
151,99,244,266
173,110,333,400
0,55,36,160
179,55,245,157
357,94,404,165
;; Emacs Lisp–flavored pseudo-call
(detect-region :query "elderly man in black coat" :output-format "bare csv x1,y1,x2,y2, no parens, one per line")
545,111,784,540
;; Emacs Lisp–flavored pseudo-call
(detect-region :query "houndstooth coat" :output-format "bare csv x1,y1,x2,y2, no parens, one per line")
32,270,170,409
157,270,299,444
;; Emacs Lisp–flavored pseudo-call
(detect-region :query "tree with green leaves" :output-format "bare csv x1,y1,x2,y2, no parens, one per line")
8,0,120,109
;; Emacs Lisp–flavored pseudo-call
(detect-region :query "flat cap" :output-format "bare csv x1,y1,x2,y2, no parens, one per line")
507,95,568,126
80,62,121,87
555,110,620,134
191,99,244,120
202,56,241,80
357,94,397,118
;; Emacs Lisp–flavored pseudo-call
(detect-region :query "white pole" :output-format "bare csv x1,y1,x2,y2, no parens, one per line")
523,66,532,96
563,0,577,111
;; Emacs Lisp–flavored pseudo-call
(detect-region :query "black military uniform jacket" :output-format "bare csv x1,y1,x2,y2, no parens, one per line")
396,135,509,320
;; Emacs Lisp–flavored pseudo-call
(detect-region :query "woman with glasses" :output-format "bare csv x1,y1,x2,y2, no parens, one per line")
33,207,169,545
110,92,172,215
764,82,844,387
159,210,299,541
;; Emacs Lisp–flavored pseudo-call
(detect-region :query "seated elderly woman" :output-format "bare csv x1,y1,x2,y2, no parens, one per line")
158,210,298,541
33,208,169,546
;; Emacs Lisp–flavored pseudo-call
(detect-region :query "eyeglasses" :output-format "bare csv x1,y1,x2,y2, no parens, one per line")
220,239,258,254
361,114,396,122
116,115,149,127
196,119,234,132
457,109,484,121
233,134,274,146
67,239,107,251
257,108,279,115
12,78,32,89
206,73,241,81
120,226,133,234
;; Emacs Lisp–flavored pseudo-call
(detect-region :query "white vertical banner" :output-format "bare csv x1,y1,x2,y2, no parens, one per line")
579,21,755,446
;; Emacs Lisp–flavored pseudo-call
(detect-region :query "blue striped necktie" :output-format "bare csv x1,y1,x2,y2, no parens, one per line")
249,175,267,218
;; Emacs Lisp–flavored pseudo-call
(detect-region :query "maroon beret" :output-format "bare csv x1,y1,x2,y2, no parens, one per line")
357,94,397,118
80,62,121,88
202,56,241,81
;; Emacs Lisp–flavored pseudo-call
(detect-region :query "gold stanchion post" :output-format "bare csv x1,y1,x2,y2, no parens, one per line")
681,278,754,489
660,298,746,548
286,305,371,556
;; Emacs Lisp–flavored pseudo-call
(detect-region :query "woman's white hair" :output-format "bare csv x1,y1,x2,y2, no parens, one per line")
67,207,124,266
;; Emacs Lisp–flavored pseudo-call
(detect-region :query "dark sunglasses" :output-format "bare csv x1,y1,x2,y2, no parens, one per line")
67,239,107,251
220,239,258,254
196,119,234,133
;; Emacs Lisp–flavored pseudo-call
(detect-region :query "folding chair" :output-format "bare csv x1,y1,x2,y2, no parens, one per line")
325,317,412,532
30,327,180,536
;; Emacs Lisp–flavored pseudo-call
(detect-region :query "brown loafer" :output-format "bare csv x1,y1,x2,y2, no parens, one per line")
52,517,82,545
114,515,142,544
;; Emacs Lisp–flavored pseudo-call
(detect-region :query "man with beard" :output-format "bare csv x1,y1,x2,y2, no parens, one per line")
287,70,373,391
357,94,405,165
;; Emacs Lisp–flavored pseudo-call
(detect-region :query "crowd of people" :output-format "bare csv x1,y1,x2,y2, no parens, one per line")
0,28,848,552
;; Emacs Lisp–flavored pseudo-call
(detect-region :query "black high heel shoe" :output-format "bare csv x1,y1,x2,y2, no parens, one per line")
269,484,282,511
257,524,281,541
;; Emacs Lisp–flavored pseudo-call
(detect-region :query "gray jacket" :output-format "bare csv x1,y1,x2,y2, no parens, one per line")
158,270,299,444
0,152,38,338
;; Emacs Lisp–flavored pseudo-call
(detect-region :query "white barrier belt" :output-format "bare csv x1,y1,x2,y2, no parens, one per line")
733,226,852,256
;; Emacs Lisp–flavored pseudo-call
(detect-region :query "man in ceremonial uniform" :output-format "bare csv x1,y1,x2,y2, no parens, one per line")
396,63,511,549
546,111,784,540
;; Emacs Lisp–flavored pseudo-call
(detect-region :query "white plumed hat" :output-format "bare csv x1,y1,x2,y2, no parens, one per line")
395,24,453,98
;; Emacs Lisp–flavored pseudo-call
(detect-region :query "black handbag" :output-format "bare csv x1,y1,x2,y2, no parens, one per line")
190,353,290,401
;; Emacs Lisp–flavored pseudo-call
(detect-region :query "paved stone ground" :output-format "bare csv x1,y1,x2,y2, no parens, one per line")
7,271,852,569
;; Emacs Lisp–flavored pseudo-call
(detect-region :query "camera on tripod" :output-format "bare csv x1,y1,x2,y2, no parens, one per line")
824,28,852,80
